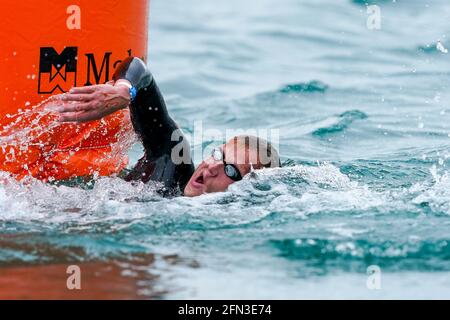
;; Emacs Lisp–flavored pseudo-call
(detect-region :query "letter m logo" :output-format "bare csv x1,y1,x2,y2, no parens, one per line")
38,47,78,94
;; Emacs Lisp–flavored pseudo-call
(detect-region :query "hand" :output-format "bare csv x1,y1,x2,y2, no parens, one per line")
55,83,131,123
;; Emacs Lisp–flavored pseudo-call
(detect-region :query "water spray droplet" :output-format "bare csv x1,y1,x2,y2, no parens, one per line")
437,41,448,53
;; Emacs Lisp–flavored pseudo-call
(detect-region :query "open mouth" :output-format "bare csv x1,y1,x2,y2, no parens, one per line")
195,173,204,185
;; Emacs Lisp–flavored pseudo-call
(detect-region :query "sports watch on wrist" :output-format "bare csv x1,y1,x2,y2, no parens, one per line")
115,79,137,102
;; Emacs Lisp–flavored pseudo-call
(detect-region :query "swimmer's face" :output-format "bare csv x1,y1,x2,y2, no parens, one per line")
184,139,255,197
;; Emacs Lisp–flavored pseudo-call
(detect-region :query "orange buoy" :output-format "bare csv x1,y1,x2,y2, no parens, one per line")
0,0,150,181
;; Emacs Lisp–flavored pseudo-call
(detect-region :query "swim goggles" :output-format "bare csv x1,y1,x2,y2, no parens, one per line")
211,148,243,182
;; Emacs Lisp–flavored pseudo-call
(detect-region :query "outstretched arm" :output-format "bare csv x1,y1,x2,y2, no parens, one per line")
57,57,194,191
113,58,194,190
57,80,130,123
112,57,180,159
58,57,179,158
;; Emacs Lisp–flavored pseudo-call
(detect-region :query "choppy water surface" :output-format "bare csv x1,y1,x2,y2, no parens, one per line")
3,0,450,298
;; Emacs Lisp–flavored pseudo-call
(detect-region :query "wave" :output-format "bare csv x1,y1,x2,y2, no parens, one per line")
2,161,450,224
3,161,450,267
278,81,328,94
269,237,450,275
351,0,395,5
418,41,449,54
312,110,368,137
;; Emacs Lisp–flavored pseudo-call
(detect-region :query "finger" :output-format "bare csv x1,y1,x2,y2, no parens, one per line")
61,93,94,102
48,94,61,101
56,102,92,113
58,111,82,122
73,111,101,123
58,111,99,123
68,85,99,94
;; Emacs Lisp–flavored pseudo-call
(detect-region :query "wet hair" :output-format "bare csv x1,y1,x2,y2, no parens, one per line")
231,135,281,168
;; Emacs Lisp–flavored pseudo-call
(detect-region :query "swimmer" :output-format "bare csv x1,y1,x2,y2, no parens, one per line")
57,57,280,196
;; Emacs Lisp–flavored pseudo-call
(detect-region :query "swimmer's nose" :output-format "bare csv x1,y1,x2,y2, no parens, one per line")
204,161,221,178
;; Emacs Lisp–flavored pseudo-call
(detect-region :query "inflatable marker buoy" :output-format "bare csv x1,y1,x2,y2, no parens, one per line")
0,0,150,181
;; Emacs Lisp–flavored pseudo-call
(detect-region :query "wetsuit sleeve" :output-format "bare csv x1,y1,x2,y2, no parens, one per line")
112,57,194,193
113,57,175,157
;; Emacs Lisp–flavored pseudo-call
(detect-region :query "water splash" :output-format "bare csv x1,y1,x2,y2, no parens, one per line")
436,41,448,54
0,95,136,181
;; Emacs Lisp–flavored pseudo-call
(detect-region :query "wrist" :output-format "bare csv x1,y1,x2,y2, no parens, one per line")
114,79,137,103
114,84,132,109
115,79,132,88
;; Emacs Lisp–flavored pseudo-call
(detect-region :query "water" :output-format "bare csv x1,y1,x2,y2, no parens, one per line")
2,0,450,299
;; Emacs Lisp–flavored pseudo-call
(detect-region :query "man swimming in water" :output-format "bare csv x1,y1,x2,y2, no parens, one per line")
57,57,280,196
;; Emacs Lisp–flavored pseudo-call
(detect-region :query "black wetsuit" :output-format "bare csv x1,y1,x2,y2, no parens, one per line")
113,57,194,195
